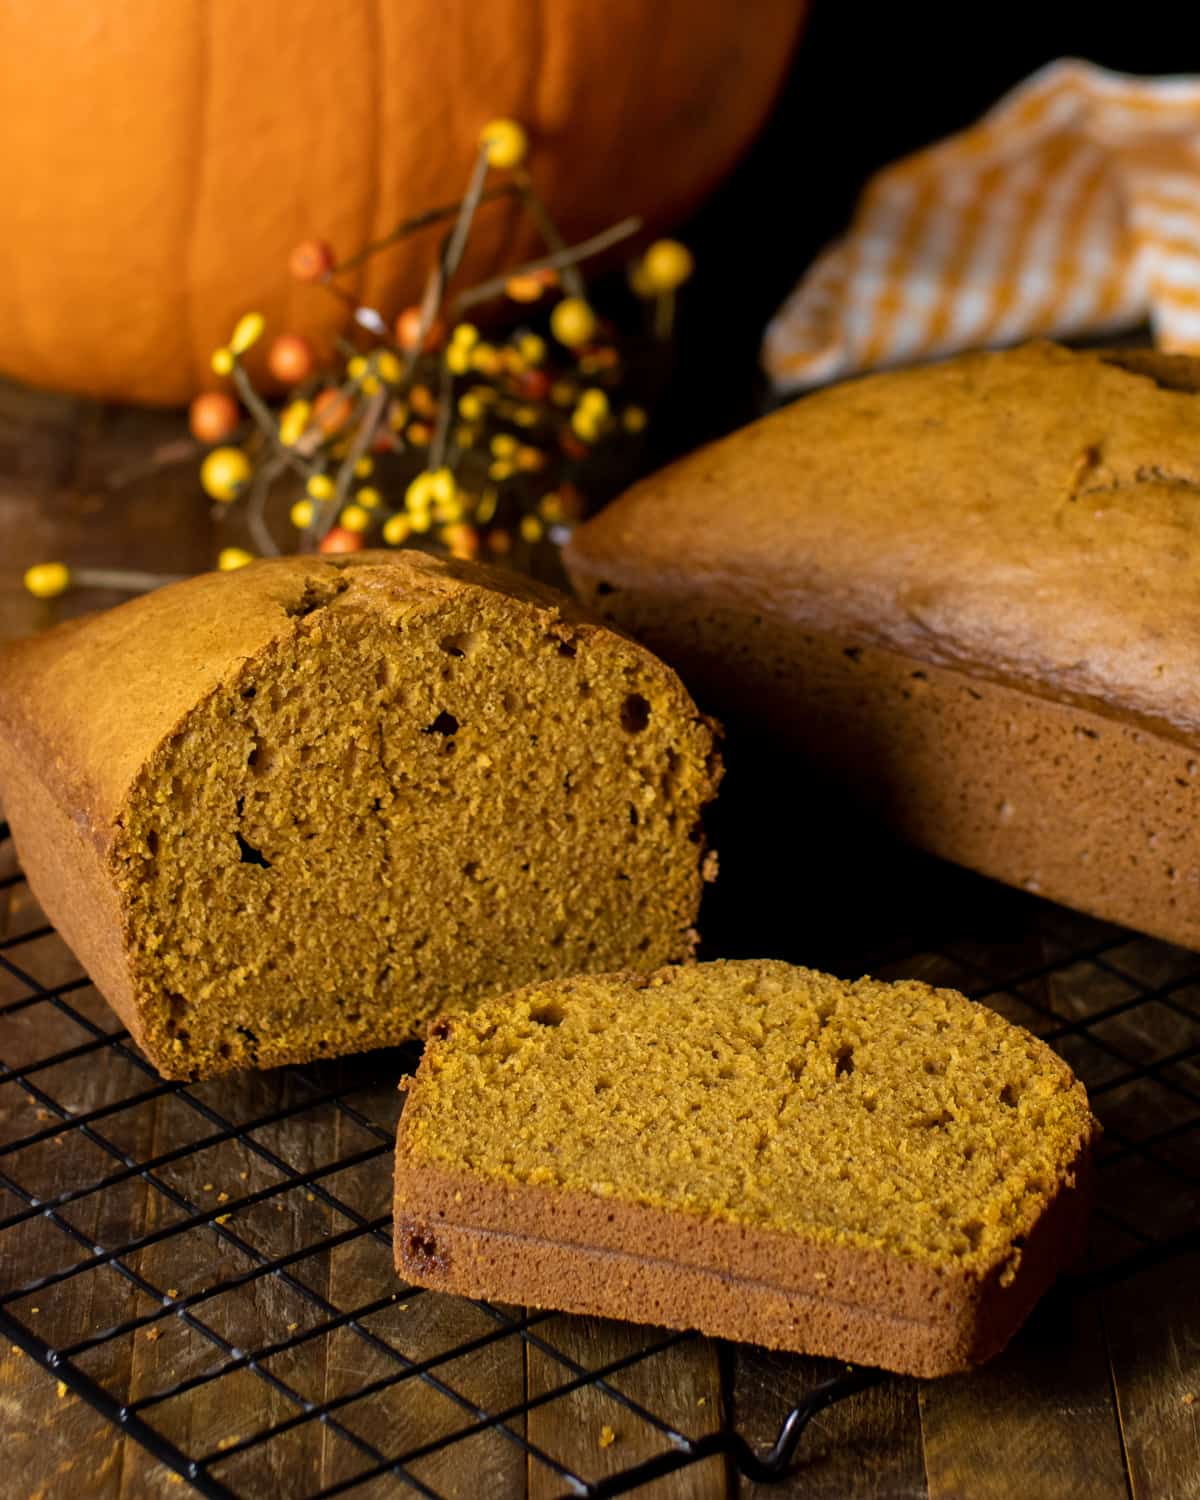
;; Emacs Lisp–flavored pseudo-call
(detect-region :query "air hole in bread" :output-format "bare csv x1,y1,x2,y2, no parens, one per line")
423,711,459,737
621,694,650,733
834,1044,855,1079
439,633,479,658
1000,1082,1019,1108
235,832,271,869
530,1000,566,1027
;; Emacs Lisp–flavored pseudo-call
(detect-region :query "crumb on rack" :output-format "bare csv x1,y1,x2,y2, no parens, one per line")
598,1425,616,1448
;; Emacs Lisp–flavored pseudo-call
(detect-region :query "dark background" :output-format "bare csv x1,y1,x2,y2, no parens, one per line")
669,4,1199,448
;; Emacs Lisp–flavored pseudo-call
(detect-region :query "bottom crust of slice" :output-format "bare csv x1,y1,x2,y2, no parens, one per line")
394,1150,1092,1380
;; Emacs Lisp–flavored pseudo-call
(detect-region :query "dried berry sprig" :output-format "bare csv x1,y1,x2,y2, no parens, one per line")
28,118,692,597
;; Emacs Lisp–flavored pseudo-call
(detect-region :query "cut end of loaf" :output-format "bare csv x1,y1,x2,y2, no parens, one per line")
96,555,719,1077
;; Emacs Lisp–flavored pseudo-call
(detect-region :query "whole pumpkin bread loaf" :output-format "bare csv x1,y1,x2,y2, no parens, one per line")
565,342,1200,950
394,959,1097,1377
0,552,720,1078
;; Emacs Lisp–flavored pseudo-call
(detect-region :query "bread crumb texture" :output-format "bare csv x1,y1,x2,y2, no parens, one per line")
61,553,720,1076
402,960,1096,1276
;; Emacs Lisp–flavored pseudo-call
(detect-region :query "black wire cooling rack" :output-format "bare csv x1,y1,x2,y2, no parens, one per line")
1,816,1197,1498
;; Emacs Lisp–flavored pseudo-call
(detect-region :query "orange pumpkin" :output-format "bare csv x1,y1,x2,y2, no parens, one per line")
0,1,806,406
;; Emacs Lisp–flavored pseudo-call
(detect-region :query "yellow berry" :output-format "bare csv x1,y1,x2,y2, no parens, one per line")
471,343,502,377
361,374,382,396
406,473,435,511
516,445,546,472
458,393,484,421
409,507,432,534
571,410,601,442
451,323,480,349
579,388,609,416
551,380,577,406
407,421,431,445
278,399,311,447
354,456,374,478
388,400,410,431
429,467,456,505
24,562,70,599
229,312,265,356
376,351,403,385
445,346,472,376
306,473,335,501
383,513,411,546
550,297,597,349
347,355,367,380
453,425,479,449
200,447,251,502
622,405,648,433
517,333,547,365
218,547,254,571
356,485,382,510
539,491,565,521
340,503,371,533
211,346,235,376
640,239,694,294
513,405,538,428
489,460,515,481
519,514,544,543
479,118,528,170
290,498,315,529
490,433,518,457
476,487,499,525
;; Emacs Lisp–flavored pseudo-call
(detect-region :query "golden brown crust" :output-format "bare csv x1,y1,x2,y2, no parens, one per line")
394,1152,1091,1378
565,342,1200,738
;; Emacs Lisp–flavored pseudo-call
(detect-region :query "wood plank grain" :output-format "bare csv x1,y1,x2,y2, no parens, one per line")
116,1073,341,1500
1103,1251,1200,1500
526,1317,724,1499
733,1350,924,1500
0,877,168,1497
920,1286,1129,1500
319,1070,527,1500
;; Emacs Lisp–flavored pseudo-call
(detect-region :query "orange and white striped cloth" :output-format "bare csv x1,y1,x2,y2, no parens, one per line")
764,60,1200,391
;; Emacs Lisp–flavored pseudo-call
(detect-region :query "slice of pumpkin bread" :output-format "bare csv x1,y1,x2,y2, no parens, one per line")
0,552,720,1079
394,959,1097,1377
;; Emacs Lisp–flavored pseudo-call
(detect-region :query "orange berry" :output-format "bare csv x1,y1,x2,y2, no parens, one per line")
318,526,364,555
189,392,239,444
267,334,316,385
518,369,551,402
395,307,447,354
409,384,438,418
313,387,353,435
289,239,335,283
505,268,559,303
442,523,480,560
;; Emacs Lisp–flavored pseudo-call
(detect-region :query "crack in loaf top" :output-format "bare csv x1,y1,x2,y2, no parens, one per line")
0,552,611,847
566,342,1200,739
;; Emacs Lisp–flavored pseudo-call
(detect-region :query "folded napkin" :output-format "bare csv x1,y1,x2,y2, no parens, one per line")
764,60,1200,391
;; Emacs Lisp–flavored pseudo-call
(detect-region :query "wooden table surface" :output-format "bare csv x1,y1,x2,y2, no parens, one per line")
1,376,1198,1500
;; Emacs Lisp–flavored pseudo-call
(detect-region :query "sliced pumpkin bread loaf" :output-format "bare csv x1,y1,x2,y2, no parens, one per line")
0,552,720,1078
394,959,1097,1377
